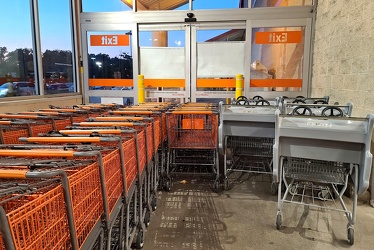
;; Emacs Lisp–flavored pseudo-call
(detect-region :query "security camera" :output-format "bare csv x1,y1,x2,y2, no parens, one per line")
185,12,196,22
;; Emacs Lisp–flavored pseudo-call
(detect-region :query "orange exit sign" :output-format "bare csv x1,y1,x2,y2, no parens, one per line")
90,35,130,46
255,31,302,44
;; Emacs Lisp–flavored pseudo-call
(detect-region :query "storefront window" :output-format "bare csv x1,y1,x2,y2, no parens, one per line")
39,0,76,95
0,0,36,98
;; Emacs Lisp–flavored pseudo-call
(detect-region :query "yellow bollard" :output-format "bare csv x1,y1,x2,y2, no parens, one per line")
138,74,145,103
235,74,244,99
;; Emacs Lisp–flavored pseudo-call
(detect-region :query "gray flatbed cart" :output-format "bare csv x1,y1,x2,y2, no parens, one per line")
283,96,330,104
218,99,282,192
273,110,374,245
283,102,353,117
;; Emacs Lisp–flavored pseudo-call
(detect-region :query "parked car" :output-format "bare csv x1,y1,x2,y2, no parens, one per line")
45,82,70,94
0,82,35,97
0,82,12,97
13,81,35,96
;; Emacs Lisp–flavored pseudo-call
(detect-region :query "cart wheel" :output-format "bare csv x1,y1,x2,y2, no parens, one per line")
213,180,220,192
271,182,278,196
224,178,229,191
158,176,164,191
289,185,298,195
347,226,354,245
136,229,145,249
276,212,282,230
164,177,172,192
144,209,151,228
318,189,330,200
151,197,157,211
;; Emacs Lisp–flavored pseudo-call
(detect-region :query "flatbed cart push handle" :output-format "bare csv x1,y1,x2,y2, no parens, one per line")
19,137,102,143
170,111,214,115
0,149,75,157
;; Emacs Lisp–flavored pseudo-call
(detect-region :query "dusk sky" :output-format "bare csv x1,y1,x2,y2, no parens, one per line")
0,0,239,55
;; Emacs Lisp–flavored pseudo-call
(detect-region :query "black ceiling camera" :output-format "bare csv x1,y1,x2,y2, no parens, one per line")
185,12,196,22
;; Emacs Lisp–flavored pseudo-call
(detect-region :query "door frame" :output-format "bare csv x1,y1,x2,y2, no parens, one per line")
245,18,313,98
81,23,138,104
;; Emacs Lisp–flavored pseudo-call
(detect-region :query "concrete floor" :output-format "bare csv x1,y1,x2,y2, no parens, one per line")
143,173,374,250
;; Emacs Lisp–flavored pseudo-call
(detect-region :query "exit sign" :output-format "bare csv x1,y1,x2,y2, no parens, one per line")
90,35,130,46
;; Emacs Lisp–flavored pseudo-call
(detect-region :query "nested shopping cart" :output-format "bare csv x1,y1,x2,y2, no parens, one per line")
39,108,90,123
165,108,219,191
218,100,282,192
109,110,168,191
0,120,31,144
0,149,116,250
84,117,160,211
0,114,55,136
70,121,157,238
3,134,145,250
32,130,146,249
0,166,78,250
273,110,374,245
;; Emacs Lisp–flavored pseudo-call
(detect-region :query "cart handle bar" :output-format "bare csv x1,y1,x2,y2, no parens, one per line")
19,111,61,116
93,116,146,121
19,137,102,143
0,114,40,119
59,129,122,135
74,122,135,127
0,169,27,179
0,149,75,157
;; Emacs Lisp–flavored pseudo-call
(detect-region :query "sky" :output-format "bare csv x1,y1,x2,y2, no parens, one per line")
0,0,240,57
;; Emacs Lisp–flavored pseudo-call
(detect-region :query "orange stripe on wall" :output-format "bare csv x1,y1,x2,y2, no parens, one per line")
196,79,236,88
88,79,133,87
250,79,302,88
144,79,185,88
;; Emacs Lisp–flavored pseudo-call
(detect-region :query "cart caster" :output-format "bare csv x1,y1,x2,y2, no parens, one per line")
271,182,278,195
213,180,220,192
164,177,172,192
318,189,330,201
151,197,157,211
347,226,354,245
144,209,151,228
288,185,298,196
136,229,145,249
276,212,282,230
224,178,229,191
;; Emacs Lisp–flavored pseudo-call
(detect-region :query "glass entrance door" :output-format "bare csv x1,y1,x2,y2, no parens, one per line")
191,23,246,103
139,24,189,104
81,24,137,105
246,19,312,98
139,23,246,104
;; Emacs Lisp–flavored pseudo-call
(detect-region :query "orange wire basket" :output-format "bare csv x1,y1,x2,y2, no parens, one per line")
1,183,71,250
167,112,218,149
0,127,29,144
